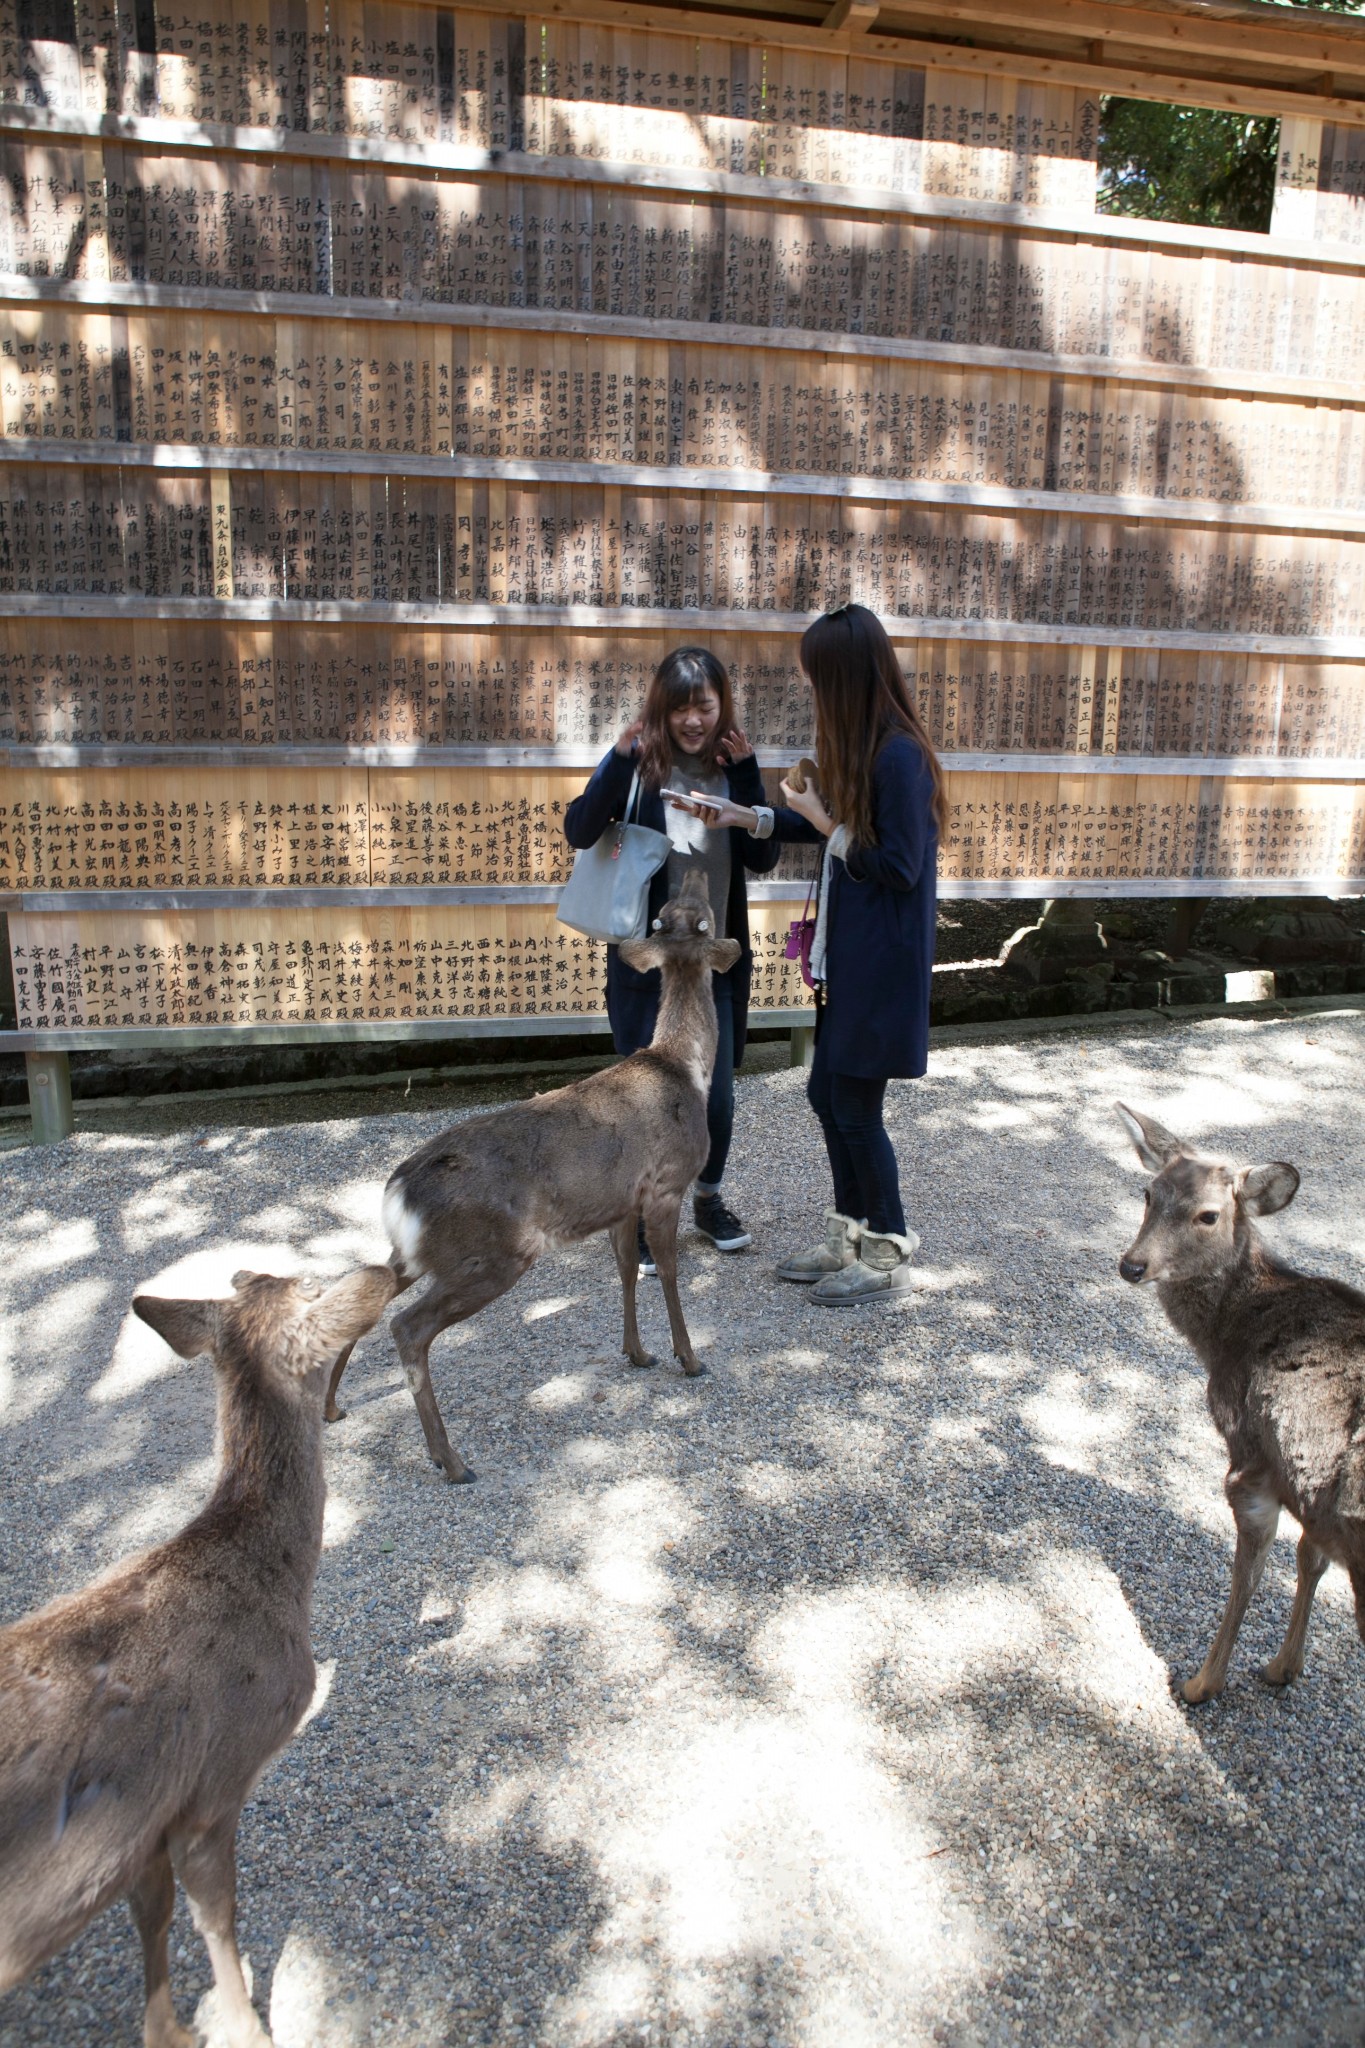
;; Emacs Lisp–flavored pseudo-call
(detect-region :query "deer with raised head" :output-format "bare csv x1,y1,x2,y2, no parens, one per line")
1117,1102,1365,1706
0,1263,396,2047
325,868,741,1483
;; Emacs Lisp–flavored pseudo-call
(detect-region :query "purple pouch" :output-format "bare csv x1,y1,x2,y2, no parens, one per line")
783,877,818,990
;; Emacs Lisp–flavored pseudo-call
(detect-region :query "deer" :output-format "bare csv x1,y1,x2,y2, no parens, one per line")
1116,1102,1365,1707
0,1263,396,2048
324,867,741,1484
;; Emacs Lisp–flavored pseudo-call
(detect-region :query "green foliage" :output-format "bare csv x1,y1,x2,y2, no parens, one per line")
1096,102,1279,231
1096,0,1365,232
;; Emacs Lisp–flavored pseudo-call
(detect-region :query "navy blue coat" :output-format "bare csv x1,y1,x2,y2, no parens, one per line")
564,746,781,1061
772,732,938,1079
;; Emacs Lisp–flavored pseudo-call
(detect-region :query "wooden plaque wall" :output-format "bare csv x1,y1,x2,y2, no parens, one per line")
2,0,1364,1032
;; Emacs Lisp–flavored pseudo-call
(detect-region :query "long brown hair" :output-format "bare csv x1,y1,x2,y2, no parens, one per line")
637,646,736,790
800,605,948,845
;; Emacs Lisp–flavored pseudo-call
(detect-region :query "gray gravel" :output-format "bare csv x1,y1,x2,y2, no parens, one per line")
4,1005,1365,2048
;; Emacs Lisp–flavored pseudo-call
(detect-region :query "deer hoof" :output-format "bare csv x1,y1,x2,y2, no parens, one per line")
1257,1660,1298,1688
626,1351,658,1370
438,1459,476,1485
680,1359,708,1379
324,1401,347,1424
1179,1674,1220,1707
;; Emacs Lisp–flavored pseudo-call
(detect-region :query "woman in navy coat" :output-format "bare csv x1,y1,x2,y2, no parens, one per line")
693,605,945,1305
564,647,780,1264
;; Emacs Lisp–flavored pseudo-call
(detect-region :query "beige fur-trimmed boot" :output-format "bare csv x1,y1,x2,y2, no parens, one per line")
810,1226,919,1305
775,1210,862,1284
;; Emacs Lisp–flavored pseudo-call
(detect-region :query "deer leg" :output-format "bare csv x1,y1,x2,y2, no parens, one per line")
609,1214,655,1368
1183,1482,1279,1705
1261,1530,1330,1686
323,1338,357,1422
129,1848,192,2048
326,1265,415,1421
1349,1562,1365,1646
390,1265,531,1484
171,1816,269,2048
644,1201,702,1377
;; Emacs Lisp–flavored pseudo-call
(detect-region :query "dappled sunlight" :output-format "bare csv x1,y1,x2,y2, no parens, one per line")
1021,1369,1146,1475
269,1928,368,2048
120,1180,217,1249
101,1456,218,1554
10,1213,98,1278
7,1008,1365,2043
525,1295,584,1324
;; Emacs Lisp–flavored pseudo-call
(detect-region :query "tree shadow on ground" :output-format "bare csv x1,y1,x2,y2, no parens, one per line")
5,1010,1365,2045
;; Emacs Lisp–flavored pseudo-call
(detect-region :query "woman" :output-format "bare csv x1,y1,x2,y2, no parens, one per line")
695,604,946,1305
564,647,780,1267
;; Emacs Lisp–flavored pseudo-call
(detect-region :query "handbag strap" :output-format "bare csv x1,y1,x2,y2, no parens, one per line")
801,865,817,922
612,767,643,855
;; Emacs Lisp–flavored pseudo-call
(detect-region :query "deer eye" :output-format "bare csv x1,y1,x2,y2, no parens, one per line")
1196,1209,1220,1226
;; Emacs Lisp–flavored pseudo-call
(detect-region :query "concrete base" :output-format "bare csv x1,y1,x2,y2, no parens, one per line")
26,1051,73,1142
789,1025,816,1069
1001,899,1109,985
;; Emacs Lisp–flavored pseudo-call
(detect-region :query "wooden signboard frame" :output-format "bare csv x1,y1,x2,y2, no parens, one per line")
2,0,1364,1134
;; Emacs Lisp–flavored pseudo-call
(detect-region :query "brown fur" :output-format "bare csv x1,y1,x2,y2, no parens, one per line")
0,1264,396,2047
1117,1102,1365,1705
326,870,740,1484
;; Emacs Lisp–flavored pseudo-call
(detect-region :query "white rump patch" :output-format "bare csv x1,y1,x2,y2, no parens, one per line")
382,1181,428,1278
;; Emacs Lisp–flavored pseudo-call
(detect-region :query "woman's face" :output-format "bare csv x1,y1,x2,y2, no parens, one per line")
667,686,722,756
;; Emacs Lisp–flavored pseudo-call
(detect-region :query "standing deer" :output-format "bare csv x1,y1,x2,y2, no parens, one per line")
0,1264,396,2047
1117,1102,1365,1705
326,868,741,1483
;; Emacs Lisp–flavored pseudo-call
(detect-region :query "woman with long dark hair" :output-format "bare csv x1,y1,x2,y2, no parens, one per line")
691,604,946,1304
564,647,780,1267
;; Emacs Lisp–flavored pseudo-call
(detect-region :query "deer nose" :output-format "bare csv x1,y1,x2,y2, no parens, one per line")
1119,1254,1147,1284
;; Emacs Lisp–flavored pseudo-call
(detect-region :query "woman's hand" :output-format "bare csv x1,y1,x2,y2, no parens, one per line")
780,777,835,836
715,726,754,764
664,792,757,832
614,716,645,758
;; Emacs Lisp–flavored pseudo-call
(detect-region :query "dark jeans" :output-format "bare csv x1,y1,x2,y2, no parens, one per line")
806,1034,906,1235
698,971,736,1189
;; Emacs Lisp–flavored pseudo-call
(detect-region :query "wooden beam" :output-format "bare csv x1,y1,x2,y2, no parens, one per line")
824,0,881,25
4,279,1362,404
0,592,1357,659
3,110,1365,261
878,0,1365,82
5,436,1363,540
4,747,1363,780
368,0,1365,120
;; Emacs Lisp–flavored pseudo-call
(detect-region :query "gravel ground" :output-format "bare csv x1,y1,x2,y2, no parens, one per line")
3,1005,1365,2048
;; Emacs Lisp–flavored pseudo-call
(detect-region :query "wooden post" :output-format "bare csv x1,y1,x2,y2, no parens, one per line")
26,1052,74,1143
790,1024,815,1069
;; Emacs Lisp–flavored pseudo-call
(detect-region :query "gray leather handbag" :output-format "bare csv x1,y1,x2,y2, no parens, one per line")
555,770,671,943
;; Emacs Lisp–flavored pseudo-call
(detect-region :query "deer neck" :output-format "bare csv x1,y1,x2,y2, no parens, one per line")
650,959,718,1091
1157,1227,1271,1376
192,1368,328,1598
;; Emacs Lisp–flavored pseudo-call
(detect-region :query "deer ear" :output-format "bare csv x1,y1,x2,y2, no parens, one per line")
709,938,741,973
133,1295,218,1359
293,1266,397,1371
618,938,665,974
1115,1102,1185,1172
1237,1163,1300,1215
